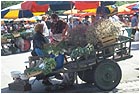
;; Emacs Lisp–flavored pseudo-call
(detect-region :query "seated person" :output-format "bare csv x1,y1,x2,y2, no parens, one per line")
32,23,49,57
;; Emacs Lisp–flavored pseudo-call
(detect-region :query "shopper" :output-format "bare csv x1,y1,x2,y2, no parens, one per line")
41,15,49,37
131,13,139,35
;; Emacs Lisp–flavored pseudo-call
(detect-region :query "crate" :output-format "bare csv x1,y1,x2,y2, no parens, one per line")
12,32,20,38
1,37,7,43
99,36,117,47
8,81,31,91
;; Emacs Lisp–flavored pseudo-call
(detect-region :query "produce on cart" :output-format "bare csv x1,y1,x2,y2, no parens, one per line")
1,31,32,55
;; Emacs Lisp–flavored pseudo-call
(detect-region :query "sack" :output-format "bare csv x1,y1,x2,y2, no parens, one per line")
134,31,139,41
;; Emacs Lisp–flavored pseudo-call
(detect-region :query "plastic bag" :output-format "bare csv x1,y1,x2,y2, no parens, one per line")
134,31,139,41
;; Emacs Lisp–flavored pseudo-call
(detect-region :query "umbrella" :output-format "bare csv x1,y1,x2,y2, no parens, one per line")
118,3,138,15
32,12,46,16
36,1,74,11
63,9,80,15
74,12,96,18
126,3,138,9
21,1,49,12
132,4,139,10
74,1,100,10
1,3,46,19
74,1,116,10
21,1,74,12
101,1,116,6
82,5,116,14
1,9,33,19
118,6,134,15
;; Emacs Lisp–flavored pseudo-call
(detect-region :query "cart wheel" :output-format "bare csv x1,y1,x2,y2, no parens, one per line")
94,59,122,91
78,65,96,83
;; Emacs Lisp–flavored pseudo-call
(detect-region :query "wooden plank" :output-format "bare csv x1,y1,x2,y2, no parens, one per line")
103,38,116,46
101,36,116,43
26,71,42,78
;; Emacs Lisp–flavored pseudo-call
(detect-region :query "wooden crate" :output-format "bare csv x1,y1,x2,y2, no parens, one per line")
1,37,7,44
8,82,31,91
99,36,117,47
12,33,20,38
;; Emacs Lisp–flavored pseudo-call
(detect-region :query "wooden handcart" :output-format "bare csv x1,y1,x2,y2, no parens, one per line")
24,35,132,91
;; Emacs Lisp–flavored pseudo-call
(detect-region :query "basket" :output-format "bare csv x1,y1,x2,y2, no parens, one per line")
1,37,7,43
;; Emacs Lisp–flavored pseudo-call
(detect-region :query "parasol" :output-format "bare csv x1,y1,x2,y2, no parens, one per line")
74,1,100,10
118,3,138,15
21,1,74,12
132,3,139,10
21,1,49,12
1,9,33,19
63,9,80,15
1,2,46,19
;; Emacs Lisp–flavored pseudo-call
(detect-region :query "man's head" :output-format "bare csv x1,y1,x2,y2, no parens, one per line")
42,15,48,21
51,14,59,23
85,15,89,20
34,24,44,33
133,12,138,17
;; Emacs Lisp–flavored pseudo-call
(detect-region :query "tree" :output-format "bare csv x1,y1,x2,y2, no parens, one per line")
115,1,138,6
1,1,23,9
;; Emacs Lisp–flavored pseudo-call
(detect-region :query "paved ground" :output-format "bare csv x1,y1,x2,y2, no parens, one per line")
1,41,139,93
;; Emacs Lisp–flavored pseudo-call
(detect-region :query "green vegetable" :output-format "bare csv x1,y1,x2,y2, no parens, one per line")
43,58,57,75
70,44,94,60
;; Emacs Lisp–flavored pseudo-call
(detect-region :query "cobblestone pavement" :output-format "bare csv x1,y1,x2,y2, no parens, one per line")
111,79,139,93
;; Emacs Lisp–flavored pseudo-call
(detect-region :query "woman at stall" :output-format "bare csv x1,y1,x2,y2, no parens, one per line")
31,23,49,57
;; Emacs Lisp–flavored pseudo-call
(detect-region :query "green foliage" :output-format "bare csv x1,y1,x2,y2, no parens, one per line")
25,67,42,74
42,41,67,56
115,1,138,6
1,1,23,9
70,44,94,60
43,58,57,75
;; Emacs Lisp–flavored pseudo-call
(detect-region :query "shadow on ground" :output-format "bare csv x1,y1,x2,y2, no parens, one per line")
1,79,113,93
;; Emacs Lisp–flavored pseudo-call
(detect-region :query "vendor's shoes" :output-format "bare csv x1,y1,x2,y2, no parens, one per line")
55,74,63,80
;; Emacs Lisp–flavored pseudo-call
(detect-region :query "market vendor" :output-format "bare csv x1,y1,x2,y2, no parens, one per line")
32,23,49,57
50,13,68,42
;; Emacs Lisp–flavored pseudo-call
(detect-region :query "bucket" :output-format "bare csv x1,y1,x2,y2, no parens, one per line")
125,28,132,38
134,31,139,41
50,54,64,69
11,71,21,78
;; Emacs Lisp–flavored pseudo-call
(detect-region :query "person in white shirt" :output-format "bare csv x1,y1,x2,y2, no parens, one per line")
109,14,120,22
41,15,49,37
